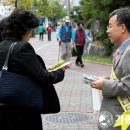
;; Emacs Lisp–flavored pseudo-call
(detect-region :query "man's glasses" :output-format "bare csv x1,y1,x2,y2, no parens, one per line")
107,24,122,30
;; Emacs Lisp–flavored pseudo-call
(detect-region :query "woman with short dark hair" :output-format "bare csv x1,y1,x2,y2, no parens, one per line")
0,17,7,42
0,9,68,130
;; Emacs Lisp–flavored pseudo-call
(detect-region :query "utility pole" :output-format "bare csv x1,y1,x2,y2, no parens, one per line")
15,0,18,8
67,0,70,16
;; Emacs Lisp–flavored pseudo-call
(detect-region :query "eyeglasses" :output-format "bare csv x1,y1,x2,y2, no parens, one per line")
107,24,122,30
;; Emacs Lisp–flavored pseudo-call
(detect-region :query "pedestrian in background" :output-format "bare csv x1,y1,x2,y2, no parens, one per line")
85,25,93,49
74,22,86,67
38,23,45,41
0,9,69,130
46,23,52,41
57,16,75,62
91,8,130,130
56,22,62,41
71,21,77,31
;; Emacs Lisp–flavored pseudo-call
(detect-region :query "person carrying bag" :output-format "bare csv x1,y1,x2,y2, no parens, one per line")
0,42,44,111
0,9,69,130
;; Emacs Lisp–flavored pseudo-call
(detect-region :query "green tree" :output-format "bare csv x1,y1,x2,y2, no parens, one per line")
18,0,33,9
33,0,66,19
46,0,66,19
5,0,66,19
70,6,84,22
33,0,49,16
5,0,33,9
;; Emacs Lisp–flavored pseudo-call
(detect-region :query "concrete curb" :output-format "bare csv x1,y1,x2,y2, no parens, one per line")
71,57,112,66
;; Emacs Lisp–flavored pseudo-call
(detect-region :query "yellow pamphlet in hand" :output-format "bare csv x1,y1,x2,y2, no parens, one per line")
49,59,65,70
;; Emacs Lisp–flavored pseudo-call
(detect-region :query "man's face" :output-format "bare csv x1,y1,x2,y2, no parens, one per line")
106,15,122,44
65,22,69,26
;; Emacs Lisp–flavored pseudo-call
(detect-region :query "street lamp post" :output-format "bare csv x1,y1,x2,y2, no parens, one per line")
15,0,18,8
67,0,70,16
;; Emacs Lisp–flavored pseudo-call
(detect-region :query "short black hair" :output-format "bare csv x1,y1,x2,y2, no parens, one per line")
3,9,38,40
77,21,84,27
0,17,7,42
109,8,130,32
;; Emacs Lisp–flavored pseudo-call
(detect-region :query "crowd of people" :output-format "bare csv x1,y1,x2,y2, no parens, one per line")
0,7,130,130
56,16,93,67
37,15,93,68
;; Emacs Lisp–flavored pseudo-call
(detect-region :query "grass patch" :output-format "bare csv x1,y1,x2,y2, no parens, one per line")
82,55,112,64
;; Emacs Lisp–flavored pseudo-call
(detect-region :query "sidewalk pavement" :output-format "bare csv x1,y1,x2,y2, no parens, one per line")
29,32,112,130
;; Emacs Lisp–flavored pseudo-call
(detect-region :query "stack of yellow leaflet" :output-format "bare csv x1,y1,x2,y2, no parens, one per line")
49,59,65,70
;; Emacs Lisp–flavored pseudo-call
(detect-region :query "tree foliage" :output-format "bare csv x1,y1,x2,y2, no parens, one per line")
5,0,32,9
46,0,66,18
70,6,83,22
33,0,49,16
5,0,66,19
18,0,33,9
32,0,66,19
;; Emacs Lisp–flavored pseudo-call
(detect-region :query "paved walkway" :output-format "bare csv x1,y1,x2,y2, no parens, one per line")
29,32,112,130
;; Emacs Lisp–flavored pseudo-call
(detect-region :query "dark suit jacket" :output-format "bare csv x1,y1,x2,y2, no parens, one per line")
0,38,65,114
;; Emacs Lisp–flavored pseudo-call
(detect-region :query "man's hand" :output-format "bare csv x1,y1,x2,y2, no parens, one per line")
59,40,61,46
90,76,105,90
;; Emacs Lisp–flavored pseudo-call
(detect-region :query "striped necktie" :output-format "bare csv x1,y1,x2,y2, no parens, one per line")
113,49,120,66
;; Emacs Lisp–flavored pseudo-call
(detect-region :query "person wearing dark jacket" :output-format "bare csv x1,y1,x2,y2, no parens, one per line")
74,22,86,67
0,17,7,42
38,23,45,41
0,9,69,130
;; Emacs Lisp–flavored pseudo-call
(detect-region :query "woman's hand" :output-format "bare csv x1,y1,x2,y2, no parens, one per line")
60,63,72,71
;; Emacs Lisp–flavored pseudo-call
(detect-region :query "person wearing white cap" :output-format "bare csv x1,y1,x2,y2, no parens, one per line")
57,16,75,62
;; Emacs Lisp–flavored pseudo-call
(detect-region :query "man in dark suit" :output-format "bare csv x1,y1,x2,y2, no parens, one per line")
90,8,130,130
